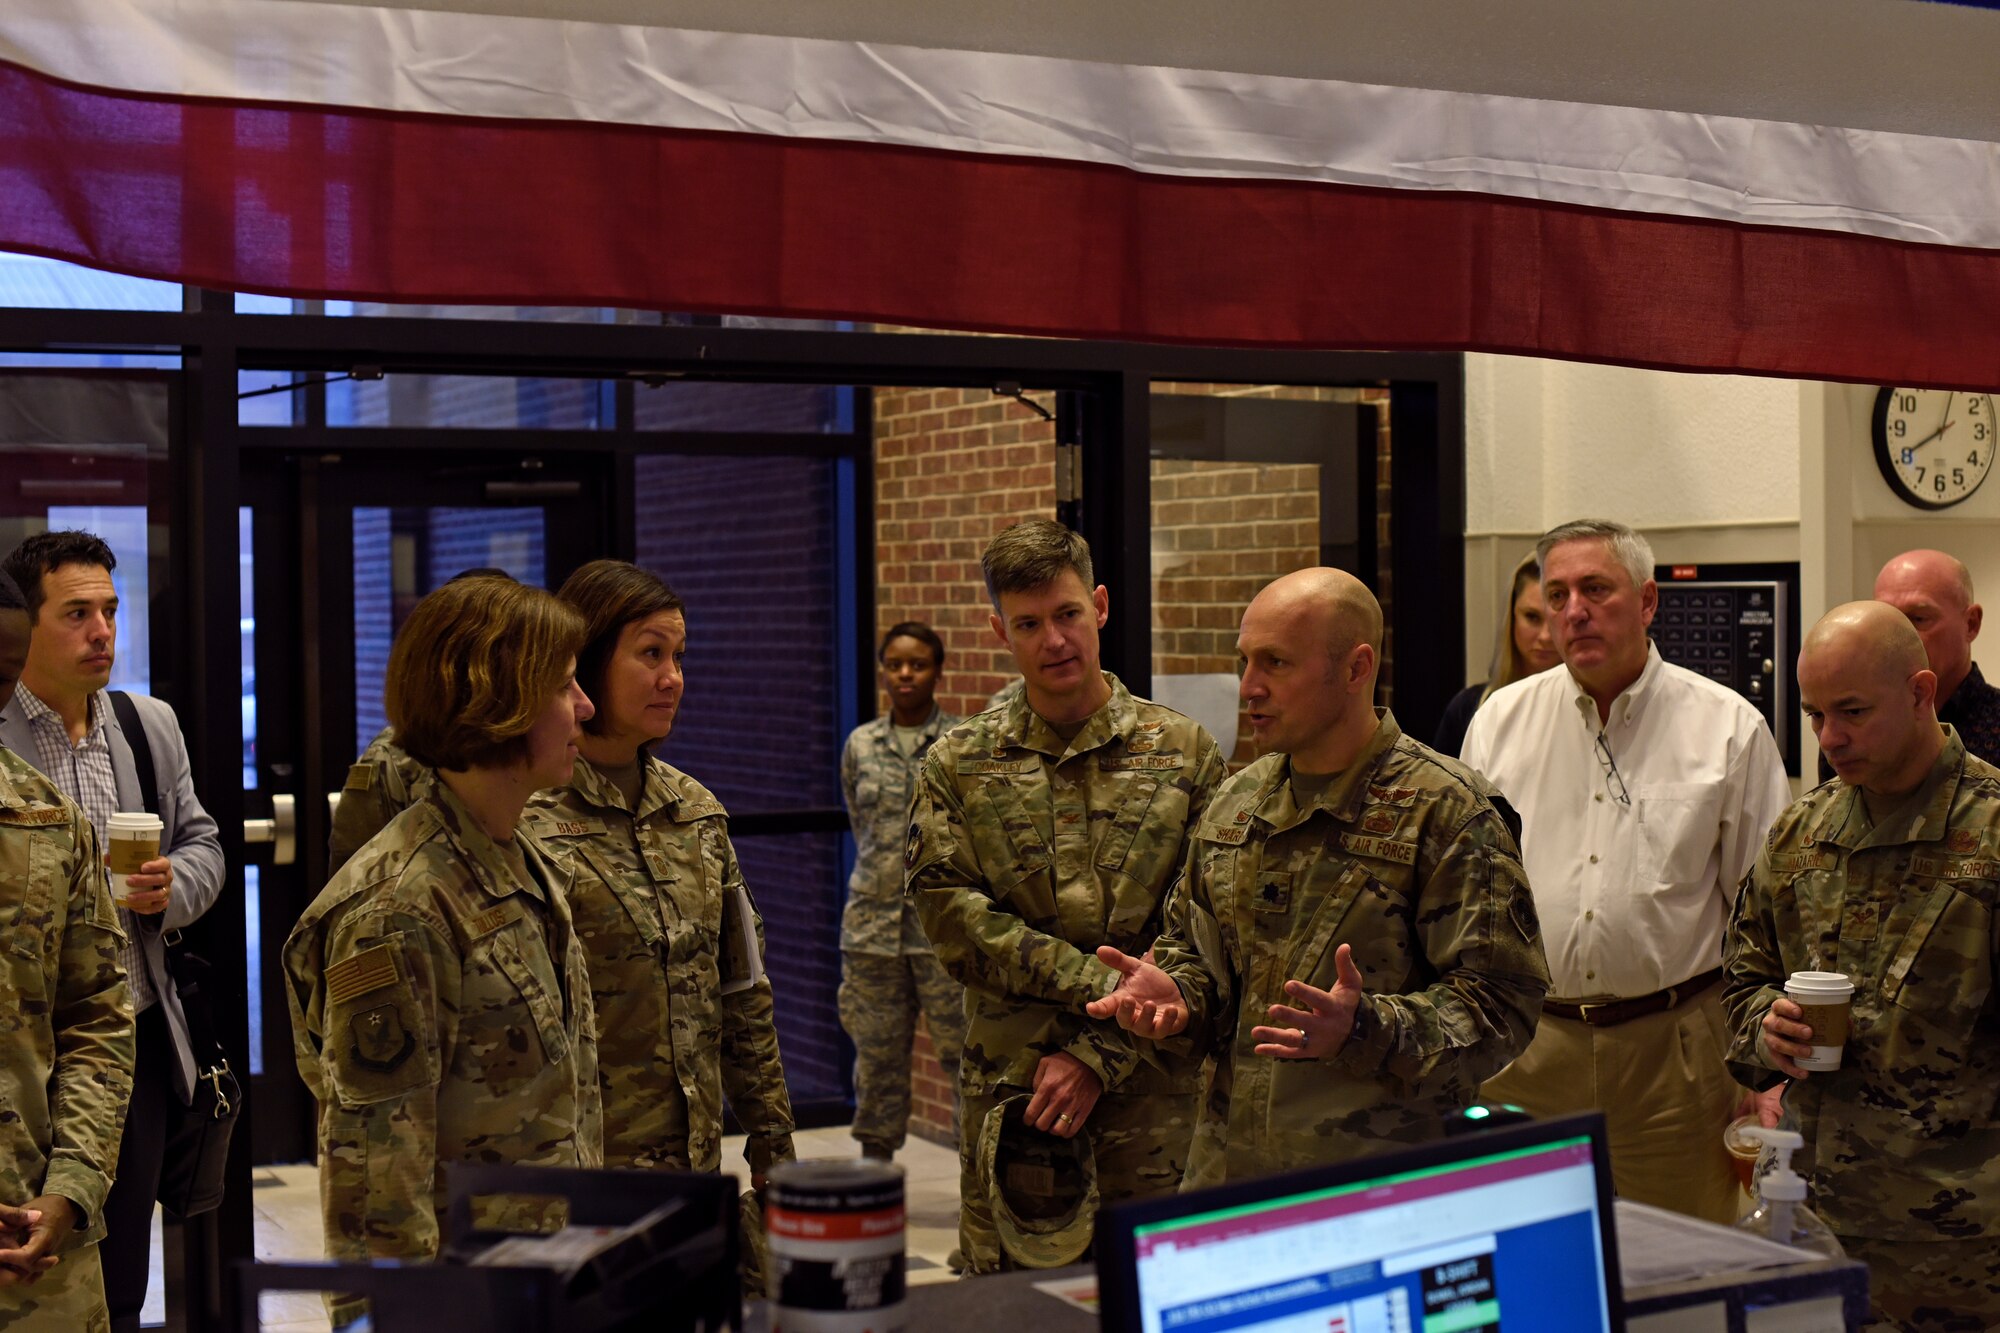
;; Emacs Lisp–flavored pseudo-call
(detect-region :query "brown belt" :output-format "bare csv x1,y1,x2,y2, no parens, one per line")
1542,967,1724,1028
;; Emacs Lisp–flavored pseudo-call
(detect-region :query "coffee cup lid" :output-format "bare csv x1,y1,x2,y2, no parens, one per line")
108,811,163,832
1784,970,1853,995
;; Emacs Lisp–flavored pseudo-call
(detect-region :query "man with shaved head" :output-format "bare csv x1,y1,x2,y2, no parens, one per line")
1875,548,2000,763
1725,601,2000,1329
1089,568,1548,1186
1461,519,1791,1224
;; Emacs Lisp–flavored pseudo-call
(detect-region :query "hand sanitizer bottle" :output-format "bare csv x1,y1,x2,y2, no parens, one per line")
1734,1128,1845,1260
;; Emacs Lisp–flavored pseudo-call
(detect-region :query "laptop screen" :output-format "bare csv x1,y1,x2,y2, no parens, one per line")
1100,1114,1622,1333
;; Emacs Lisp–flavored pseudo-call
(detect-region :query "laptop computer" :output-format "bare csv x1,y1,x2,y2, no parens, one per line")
1097,1112,1625,1333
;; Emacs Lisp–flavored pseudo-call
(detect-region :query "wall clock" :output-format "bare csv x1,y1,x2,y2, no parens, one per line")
1873,387,1998,510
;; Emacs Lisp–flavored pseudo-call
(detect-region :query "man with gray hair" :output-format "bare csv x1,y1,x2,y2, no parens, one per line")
1462,518,1790,1223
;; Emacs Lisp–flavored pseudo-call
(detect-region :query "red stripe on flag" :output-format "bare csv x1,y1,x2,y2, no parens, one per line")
1,59,1997,386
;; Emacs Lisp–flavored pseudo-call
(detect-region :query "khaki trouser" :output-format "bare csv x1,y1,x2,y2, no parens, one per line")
1481,982,1744,1225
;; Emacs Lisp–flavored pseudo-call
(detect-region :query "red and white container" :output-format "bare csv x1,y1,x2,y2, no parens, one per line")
766,1160,906,1333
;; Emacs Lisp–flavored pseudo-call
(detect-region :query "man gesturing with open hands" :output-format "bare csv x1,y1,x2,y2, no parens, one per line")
1089,569,1548,1187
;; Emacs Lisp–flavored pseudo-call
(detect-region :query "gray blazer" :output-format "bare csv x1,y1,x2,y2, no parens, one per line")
0,691,228,1102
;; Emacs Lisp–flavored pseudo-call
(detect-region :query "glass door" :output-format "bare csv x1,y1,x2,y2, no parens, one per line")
241,448,613,1162
1147,383,1385,766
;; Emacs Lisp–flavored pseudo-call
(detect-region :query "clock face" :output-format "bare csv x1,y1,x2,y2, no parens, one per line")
1873,388,1999,510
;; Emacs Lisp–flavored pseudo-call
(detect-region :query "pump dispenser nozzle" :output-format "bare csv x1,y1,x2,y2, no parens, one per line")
1734,1127,1843,1259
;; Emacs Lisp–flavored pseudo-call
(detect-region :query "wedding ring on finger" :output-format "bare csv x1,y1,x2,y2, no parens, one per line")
1057,1113,1073,1124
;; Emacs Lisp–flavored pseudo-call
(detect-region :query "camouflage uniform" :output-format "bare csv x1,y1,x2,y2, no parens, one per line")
525,755,794,1297
327,727,434,876
907,674,1222,1272
1724,727,2000,1330
1153,711,1547,1188
0,746,133,1333
522,755,795,1176
282,782,603,1288
838,705,967,1154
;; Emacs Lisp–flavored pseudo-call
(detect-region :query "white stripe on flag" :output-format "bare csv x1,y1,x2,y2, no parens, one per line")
5,0,2000,250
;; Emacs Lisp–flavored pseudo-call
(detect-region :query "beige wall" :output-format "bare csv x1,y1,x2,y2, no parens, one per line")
1462,354,1802,689
1467,364,2000,783
1811,381,2000,683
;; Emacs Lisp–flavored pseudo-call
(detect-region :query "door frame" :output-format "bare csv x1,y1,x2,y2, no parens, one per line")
239,446,617,1164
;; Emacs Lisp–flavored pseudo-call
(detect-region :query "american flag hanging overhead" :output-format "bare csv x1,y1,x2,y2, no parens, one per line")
3,0,2000,388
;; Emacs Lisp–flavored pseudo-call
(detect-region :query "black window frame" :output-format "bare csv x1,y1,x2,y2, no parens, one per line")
0,292,1463,1333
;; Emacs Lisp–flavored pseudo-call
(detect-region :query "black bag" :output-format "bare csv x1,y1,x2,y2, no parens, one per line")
108,690,242,1219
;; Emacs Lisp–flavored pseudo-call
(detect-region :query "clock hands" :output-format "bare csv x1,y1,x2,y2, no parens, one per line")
1904,392,1956,453
1908,419,1956,451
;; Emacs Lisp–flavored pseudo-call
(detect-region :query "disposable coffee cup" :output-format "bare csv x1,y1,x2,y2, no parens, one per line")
105,811,163,905
1784,971,1855,1072
1722,1114,1762,1193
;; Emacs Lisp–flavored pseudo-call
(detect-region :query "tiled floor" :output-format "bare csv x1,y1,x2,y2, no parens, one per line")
224,1126,962,1331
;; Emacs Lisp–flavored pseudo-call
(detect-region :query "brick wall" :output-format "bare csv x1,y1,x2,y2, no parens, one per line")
1150,384,1392,762
868,381,1392,1145
1150,457,1320,766
870,385,1055,1141
872,387,1060,718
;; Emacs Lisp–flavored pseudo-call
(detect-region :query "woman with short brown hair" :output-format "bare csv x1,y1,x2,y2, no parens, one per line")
282,577,602,1311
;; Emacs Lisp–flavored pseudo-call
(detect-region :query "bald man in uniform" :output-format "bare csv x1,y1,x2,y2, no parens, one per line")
1091,569,1548,1186
1725,602,2000,1330
1875,549,2000,764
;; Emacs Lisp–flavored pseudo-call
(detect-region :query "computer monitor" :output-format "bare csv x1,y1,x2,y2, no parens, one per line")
1097,1112,1625,1333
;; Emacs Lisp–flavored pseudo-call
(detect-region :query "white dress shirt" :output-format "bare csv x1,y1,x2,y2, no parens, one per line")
1461,644,1790,1000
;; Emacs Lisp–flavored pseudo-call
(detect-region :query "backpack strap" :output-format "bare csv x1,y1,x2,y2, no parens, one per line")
107,690,160,815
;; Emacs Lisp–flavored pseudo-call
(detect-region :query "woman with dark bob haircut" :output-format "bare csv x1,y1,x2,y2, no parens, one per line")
282,577,602,1312
524,560,794,1288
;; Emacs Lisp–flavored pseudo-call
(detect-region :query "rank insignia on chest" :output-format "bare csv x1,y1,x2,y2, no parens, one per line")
1254,872,1293,912
1841,898,1880,942
905,822,923,869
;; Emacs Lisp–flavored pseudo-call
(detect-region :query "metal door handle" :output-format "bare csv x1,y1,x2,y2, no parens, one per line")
244,793,297,866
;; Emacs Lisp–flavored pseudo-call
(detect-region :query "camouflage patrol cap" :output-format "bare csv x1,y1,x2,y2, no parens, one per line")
979,1093,1100,1269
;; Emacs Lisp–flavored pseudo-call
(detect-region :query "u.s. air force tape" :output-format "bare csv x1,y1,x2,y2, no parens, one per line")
326,944,398,1006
